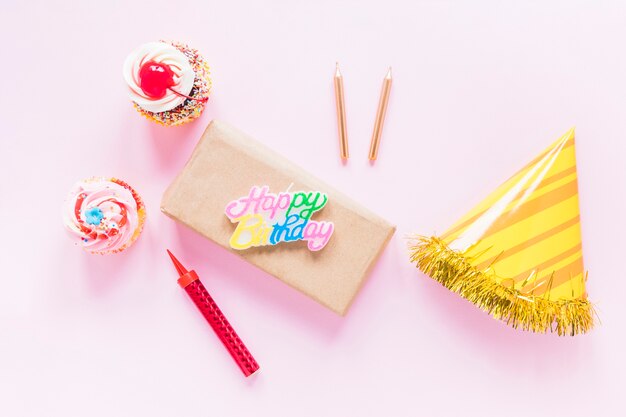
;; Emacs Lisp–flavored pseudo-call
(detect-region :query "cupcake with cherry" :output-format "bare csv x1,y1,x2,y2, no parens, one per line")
64,177,146,254
123,41,211,126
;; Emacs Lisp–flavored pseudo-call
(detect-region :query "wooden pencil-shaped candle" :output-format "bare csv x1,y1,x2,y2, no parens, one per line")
334,63,349,160
368,67,392,161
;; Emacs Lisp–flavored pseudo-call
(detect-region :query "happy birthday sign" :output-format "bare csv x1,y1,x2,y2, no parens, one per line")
225,186,335,251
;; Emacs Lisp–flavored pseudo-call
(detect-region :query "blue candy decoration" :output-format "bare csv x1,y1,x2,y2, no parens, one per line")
84,207,104,225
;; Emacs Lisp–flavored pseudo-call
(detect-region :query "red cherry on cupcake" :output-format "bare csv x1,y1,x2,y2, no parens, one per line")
139,61,176,99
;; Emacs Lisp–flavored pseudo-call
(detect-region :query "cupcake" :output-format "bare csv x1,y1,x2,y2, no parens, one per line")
64,178,146,254
123,41,211,126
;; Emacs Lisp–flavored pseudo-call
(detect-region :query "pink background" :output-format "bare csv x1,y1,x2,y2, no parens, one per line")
1,1,624,415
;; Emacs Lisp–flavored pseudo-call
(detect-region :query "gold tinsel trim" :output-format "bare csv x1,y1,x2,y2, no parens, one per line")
409,236,595,336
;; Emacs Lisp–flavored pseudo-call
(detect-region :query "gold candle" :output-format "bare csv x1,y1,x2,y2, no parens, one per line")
368,67,392,161
334,63,349,160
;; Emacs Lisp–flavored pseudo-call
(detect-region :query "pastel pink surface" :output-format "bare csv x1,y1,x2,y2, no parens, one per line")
1,1,625,416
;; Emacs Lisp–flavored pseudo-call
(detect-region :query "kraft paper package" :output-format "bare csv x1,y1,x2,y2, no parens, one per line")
161,120,395,315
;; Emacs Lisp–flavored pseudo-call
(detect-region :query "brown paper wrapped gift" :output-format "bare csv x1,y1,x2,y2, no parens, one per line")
161,120,395,315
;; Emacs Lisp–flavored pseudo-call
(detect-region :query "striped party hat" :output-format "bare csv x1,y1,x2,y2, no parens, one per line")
410,129,594,335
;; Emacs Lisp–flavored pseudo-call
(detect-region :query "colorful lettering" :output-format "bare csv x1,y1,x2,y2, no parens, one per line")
225,186,334,251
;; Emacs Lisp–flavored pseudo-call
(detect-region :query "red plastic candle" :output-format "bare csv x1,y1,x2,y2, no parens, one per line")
167,250,260,377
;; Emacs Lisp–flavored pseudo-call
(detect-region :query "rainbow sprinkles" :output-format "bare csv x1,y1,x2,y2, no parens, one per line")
225,186,335,251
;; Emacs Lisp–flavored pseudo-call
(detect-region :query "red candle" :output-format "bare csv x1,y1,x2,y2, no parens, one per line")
167,250,260,377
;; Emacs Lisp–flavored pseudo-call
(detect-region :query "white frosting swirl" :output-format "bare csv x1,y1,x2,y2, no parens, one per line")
123,42,195,113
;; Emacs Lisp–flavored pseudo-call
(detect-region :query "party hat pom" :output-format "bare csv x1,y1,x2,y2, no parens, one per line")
410,129,595,336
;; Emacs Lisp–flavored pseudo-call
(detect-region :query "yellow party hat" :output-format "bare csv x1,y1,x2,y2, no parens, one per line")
410,129,594,335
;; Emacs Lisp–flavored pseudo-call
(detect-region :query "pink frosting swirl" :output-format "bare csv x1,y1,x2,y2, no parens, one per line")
63,178,145,254
123,41,195,113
